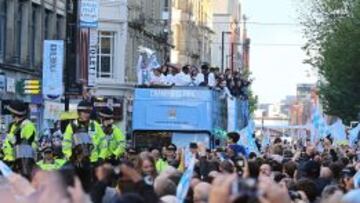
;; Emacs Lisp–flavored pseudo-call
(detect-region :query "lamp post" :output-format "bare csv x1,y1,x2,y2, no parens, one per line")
221,31,231,72
226,54,230,69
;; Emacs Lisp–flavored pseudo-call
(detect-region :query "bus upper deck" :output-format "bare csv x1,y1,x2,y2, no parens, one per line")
131,87,249,149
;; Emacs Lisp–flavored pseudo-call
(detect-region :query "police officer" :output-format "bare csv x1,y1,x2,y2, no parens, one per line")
165,143,180,168
2,100,36,164
62,100,103,163
37,137,65,171
98,107,126,164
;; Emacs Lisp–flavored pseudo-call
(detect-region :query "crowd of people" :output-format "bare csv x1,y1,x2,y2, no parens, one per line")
148,64,252,100
1,100,360,203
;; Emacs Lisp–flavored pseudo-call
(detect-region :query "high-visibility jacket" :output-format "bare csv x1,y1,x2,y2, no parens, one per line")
2,119,36,162
98,125,126,160
62,120,104,162
37,159,66,171
156,158,169,173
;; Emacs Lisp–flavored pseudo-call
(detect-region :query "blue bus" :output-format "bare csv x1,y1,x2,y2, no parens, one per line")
131,87,248,149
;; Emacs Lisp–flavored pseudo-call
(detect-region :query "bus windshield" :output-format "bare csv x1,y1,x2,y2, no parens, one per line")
132,131,211,150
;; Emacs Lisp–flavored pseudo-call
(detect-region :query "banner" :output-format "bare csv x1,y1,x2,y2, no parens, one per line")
80,0,99,28
42,40,64,99
88,29,98,87
6,77,15,93
44,101,65,120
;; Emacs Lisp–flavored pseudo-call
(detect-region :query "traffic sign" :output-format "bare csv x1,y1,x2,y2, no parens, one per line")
24,80,41,94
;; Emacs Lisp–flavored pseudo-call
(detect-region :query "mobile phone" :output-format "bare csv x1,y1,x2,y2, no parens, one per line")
300,152,306,158
237,160,244,167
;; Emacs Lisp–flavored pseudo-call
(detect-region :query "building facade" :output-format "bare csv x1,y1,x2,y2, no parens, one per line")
290,83,316,125
211,0,242,71
126,0,171,83
171,0,213,66
96,0,128,94
81,0,129,131
95,0,171,131
0,0,66,129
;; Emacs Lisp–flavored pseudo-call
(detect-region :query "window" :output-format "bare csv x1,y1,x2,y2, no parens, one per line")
56,15,64,39
97,31,115,78
164,0,169,10
0,0,6,62
28,5,37,66
44,10,51,39
15,1,24,63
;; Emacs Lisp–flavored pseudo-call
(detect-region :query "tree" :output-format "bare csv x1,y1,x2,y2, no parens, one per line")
241,69,258,115
301,0,360,124
248,89,258,115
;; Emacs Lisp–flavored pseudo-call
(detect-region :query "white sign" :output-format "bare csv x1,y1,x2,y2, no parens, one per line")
88,29,98,87
6,77,15,93
44,101,64,120
149,90,197,99
42,40,64,99
80,0,99,28
227,98,236,131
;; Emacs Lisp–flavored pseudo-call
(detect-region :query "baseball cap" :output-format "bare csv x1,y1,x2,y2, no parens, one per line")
166,143,177,151
127,147,137,155
189,142,198,149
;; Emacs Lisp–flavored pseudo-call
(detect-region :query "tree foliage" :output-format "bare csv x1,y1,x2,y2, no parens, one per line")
301,0,360,123
241,69,258,115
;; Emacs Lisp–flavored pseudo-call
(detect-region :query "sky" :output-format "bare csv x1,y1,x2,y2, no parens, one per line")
243,0,317,104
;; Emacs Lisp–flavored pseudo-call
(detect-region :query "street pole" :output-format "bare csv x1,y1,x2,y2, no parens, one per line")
231,42,234,72
221,31,230,72
226,55,230,69
64,0,79,111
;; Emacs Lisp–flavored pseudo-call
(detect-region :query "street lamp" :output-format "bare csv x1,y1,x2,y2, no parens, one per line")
226,54,230,69
221,31,231,72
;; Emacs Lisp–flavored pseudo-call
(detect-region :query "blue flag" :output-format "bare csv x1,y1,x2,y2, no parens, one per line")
330,119,347,145
311,107,330,143
237,119,258,155
176,158,196,203
349,124,360,147
0,160,13,177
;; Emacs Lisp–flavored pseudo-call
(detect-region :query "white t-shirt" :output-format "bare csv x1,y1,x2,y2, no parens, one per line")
194,73,204,86
208,73,216,87
150,73,166,85
165,74,176,85
175,72,191,86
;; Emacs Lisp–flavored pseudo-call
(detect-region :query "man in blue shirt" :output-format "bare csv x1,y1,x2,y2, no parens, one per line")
227,132,247,157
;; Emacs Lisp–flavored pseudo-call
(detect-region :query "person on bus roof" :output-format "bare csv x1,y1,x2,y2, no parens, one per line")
175,65,191,86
